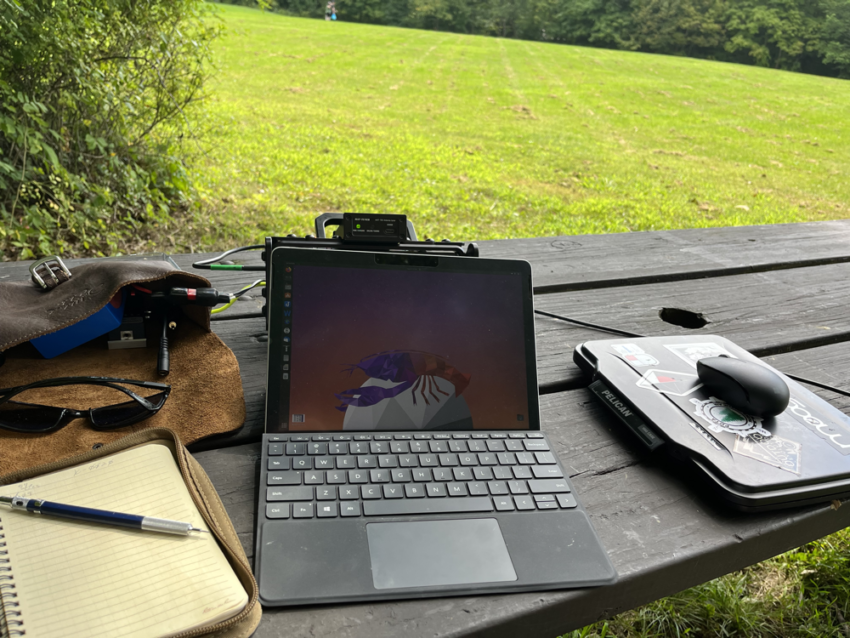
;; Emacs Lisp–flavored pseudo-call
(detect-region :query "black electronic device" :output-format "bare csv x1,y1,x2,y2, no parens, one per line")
574,335,850,511
697,356,790,418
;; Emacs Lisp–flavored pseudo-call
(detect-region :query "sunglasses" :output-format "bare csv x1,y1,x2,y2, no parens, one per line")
0,377,171,434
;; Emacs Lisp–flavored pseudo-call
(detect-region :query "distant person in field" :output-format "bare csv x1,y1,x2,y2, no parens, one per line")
325,1,332,20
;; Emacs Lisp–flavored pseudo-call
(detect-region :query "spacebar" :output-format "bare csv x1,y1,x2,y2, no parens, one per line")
363,497,493,516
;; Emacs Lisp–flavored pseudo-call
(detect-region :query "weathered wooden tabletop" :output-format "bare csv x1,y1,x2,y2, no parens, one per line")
4,220,850,637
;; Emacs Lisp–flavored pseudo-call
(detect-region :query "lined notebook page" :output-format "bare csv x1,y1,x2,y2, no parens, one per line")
0,443,248,638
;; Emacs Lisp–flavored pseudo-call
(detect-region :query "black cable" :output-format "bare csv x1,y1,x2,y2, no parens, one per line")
534,309,644,338
192,245,265,271
233,279,265,298
534,308,850,398
210,312,265,322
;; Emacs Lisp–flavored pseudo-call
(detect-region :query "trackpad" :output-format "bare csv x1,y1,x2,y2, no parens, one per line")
367,518,517,590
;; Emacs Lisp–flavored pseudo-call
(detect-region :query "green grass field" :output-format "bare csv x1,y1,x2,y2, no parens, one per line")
184,3,850,249
188,6,850,636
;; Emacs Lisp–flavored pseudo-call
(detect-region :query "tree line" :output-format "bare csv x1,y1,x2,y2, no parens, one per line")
224,0,850,79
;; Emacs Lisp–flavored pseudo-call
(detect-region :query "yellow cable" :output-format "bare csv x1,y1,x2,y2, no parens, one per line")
210,281,265,314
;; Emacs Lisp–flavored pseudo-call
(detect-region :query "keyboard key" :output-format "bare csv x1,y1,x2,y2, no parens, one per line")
354,435,372,441
374,434,393,441
339,486,359,500
383,485,403,498
378,455,398,468
433,434,451,440
312,435,332,441
452,433,470,439
405,484,426,498
497,452,516,465
390,441,410,454
459,454,477,466
471,433,489,439
513,466,533,479
329,442,349,455
370,442,389,454
529,479,571,494
419,454,438,467
468,440,487,452
316,486,337,500
314,458,334,470
409,441,428,453
447,483,469,497
413,433,432,440
363,497,493,517
468,482,489,495
268,472,301,486
303,471,324,485
336,456,357,469
534,494,556,502
413,469,433,482
286,443,306,455
449,441,468,452
291,458,311,470
429,441,449,453
340,502,361,517
439,454,458,467
317,503,338,518
478,453,497,466
361,485,381,500
399,455,419,467
532,465,564,479
490,433,508,439
327,471,346,484
488,481,509,495
350,442,369,454
266,503,290,519
393,434,412,440
333,435,353,441
509,433,527,439
433,468,453,481
348,470,368,484
494,496,515,511
473,467,494,481
427,484,448,497
268,458,289,471
267,487,312,501
536,501,558,510
506,440,525,451
514,496,535,510
508,480,528,495
308,443,328,455
487,440,506,452
357,455,378,469
524,440,550,452
290,436,310,442
493,467,513,480
268,443,284,456
557,494,578,509
527,432,545,438
392,469,412,482
535,452,557,465
453,467,472,481
370,469,390,483
516,453,536,465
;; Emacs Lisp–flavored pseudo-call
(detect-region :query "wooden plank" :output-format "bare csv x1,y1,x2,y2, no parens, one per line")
193,341,850,638
535,260,850,390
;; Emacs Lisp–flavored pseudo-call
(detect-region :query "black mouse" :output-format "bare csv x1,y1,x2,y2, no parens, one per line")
696,356,790,418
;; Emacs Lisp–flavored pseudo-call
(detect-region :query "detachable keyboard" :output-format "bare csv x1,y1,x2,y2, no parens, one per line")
259,431,578,520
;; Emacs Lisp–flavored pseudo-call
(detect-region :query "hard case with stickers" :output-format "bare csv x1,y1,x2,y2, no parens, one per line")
574,335,850,511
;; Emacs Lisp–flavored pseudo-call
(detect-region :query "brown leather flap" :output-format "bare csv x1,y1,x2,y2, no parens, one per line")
0,260,212,352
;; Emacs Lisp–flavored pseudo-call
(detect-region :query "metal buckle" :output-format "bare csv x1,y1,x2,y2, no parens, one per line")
29,256,72,290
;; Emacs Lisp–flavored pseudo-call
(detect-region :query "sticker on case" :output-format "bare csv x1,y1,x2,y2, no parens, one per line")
612,343,646,356
665,342,735,368
690,396,770,438
637,369,703,396
734,432,801,474
622,353,660,367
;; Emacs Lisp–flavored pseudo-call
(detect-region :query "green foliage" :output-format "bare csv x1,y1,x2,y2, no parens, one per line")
186,7,850,254
0,0,220,259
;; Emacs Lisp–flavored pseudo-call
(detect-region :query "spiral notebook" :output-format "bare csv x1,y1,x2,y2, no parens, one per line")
0,443,248,638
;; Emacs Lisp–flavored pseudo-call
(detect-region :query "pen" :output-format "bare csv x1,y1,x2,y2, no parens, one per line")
0,495,209,536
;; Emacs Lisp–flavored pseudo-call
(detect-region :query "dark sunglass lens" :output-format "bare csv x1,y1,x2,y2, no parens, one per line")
90,391,168,428
0,401,69,433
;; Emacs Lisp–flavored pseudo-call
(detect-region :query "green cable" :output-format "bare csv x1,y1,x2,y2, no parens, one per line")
210,264,243,270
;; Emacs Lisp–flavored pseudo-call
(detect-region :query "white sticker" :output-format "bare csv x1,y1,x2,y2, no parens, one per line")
636,369,703,396
734,433,801,474
622,353,659,367
612,343,645,356
664,342,735,368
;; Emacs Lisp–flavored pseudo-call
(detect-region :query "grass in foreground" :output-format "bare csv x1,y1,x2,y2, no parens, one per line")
177,4,850,250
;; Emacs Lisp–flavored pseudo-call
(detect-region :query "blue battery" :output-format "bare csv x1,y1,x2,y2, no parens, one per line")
31,289,126,359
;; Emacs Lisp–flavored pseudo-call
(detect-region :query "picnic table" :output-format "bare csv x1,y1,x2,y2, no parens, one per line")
5,219,850,637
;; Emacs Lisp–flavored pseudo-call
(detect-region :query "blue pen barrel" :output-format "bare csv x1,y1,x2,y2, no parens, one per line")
38,500,143,530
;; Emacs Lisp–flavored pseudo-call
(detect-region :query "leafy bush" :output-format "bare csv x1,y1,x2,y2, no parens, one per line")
0,0,220,259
